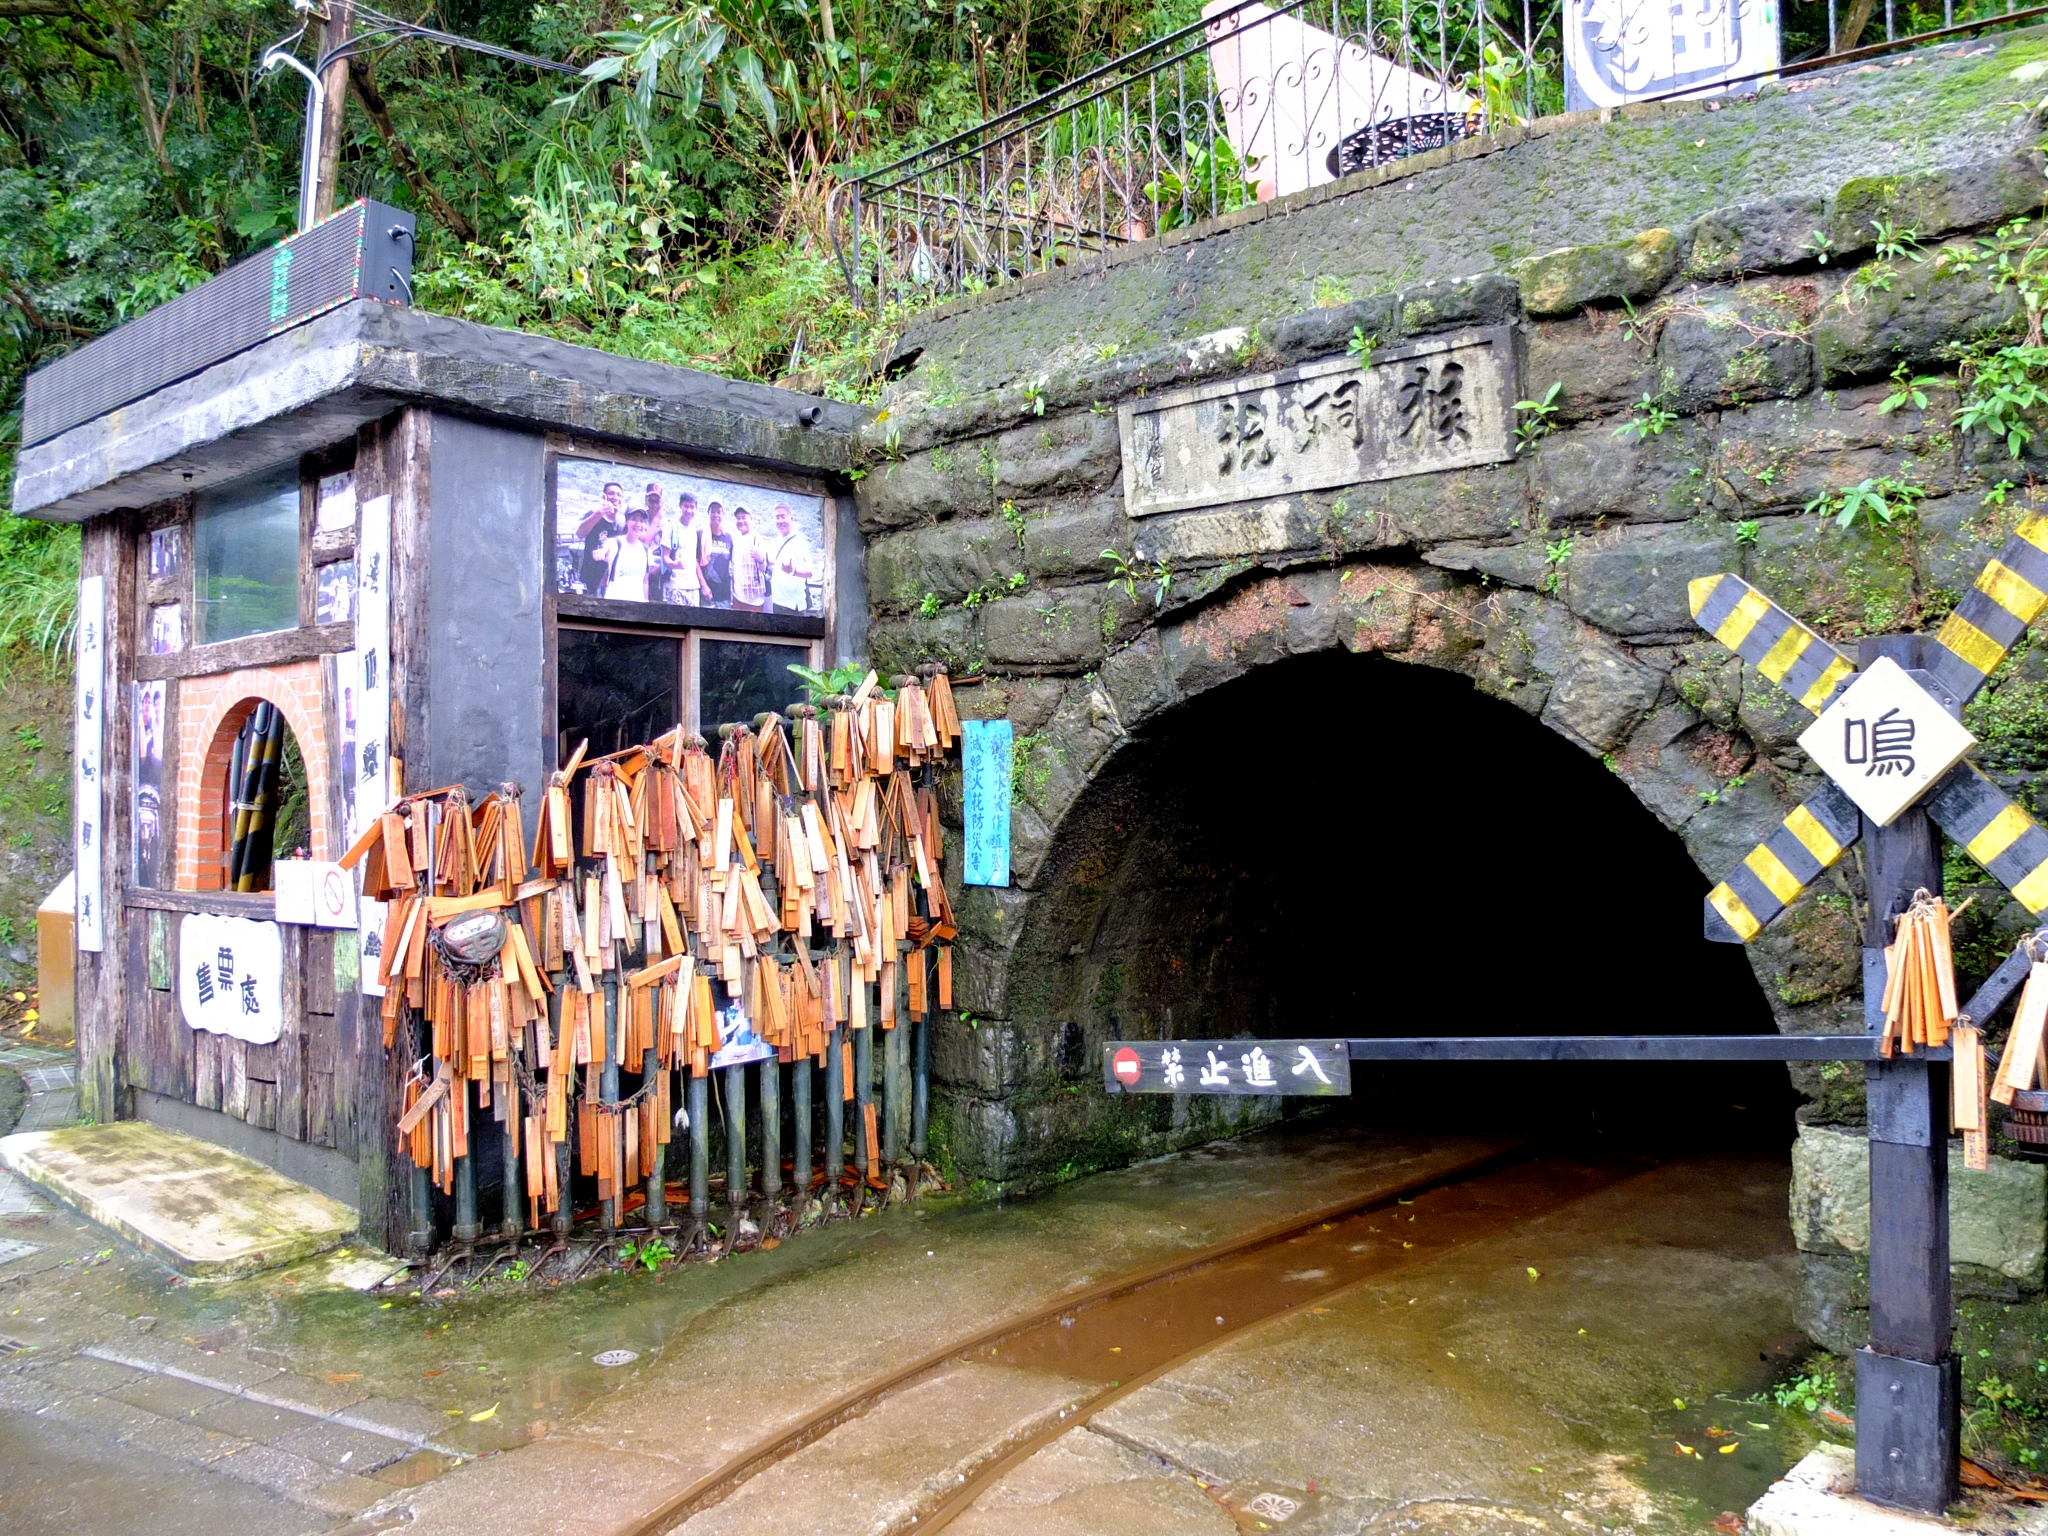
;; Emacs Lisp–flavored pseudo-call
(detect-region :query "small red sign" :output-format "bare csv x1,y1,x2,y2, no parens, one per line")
1112,1047,1142,1086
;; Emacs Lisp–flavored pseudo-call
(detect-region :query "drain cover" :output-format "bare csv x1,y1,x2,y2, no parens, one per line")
0,1240,39,1267
591,1349,638,1368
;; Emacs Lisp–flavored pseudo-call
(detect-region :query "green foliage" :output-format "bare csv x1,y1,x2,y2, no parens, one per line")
960,572,1025,608
1542,535,1572,593
1514,382,1562,449
620,1235,674,1270
787,659,882,702
1347,325,1379,363
1771,1365,1837,1413
1804,472,1927,532
1614,392,1676,442
1734,519,1761,546
1102,547,1171,607
1879,360,1939,415
1143,135,1258,232
0,521,79,660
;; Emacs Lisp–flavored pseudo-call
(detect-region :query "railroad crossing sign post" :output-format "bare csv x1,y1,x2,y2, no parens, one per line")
1102,515,2048,1516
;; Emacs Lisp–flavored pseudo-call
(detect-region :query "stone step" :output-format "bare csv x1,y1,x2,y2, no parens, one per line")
0,1120,356,1277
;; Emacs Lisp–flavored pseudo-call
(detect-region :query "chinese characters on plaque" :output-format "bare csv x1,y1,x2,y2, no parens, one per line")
75,576,105,952
1797,656,1977,827
350,493,394,996
1117,327,1514,519
177,913,283,1045
1104,1040,1351,1096
962,718,1013,887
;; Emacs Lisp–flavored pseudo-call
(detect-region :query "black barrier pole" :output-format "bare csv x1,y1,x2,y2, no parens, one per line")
1855,635,1958,1514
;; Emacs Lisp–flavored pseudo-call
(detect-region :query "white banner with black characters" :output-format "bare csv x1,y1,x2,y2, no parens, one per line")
353,493,394,996
75,575,105,952
178,913,283,1045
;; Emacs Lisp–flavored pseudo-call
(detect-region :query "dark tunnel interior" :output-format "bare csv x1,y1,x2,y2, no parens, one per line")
1009,648,1796,1146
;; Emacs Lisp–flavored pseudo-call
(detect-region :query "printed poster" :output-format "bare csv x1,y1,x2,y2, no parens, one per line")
962,718,1013,888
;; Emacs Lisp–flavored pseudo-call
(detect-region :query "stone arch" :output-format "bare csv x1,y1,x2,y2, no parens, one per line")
174,662,332,890
938,558,1834,1186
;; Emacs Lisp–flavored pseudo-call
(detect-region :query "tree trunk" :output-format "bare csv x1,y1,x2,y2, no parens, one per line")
314,0,352,221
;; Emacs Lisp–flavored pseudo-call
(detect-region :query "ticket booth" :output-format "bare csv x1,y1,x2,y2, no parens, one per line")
12,201,865,1249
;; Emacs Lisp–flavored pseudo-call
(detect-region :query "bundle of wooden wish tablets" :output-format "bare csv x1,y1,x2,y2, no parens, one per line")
345,664,964,1251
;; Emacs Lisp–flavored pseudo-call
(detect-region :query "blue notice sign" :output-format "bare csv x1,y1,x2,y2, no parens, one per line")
962,718,1013,887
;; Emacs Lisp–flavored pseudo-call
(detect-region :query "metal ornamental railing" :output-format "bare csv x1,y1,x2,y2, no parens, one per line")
828,0,2048,311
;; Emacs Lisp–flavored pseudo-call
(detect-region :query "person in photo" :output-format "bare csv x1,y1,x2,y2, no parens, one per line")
769,504,817,616
598,507,658,602
730,506,771,613
663,490,706,607
701,502,735,607
574,481,629,593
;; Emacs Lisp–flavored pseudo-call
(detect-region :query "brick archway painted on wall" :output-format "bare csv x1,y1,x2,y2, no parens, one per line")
174,661,332,891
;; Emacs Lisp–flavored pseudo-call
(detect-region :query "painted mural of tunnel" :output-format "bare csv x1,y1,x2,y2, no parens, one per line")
1001,646,1796,1150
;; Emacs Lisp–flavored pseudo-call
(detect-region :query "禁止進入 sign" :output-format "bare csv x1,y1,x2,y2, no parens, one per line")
1103,1040,1351,1095
1797,656,1976,827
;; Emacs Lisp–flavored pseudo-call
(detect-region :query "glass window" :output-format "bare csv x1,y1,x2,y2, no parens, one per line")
194,464,300,644
696,637,811,733
558,629,680,763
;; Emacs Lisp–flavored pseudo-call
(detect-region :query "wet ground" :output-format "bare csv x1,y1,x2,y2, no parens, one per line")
0,1057,1826,1535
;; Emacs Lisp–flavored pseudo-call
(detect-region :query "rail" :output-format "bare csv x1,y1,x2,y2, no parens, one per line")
828,0,2048,311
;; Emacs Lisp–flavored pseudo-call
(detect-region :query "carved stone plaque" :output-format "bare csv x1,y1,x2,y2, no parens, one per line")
1118,325,1516,518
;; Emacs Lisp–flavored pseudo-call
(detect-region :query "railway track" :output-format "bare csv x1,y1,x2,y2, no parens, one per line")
613,1140,1645,1536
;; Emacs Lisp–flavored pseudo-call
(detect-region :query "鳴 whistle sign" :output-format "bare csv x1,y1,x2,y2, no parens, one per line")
1692,514,2048,942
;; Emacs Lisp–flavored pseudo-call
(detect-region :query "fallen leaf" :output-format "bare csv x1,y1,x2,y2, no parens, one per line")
422,1368,447,1378
1526,1267,1541,1280
761,1237,781,1250
1402,1242,1413,1249
1720,1443,1740,1454
1712,1514,1744,1534
326,1372,362,1384
1675,1443,1696,1457
1748,1422,1770,1431
1673,1398,1687,1410
469,1402,499,1422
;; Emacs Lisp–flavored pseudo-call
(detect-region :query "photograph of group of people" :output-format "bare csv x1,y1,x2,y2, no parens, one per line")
553,456,827,616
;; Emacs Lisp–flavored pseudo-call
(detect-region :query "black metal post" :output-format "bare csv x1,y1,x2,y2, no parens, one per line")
643,1046,666,1228
1854,634,1958,1514
600,975,620,1234
826,1022,846,1192
793,1053,813,1204
854,1023,874,1186
724,1062,749,1215
759,1058,783,1206
688,1069,709,1232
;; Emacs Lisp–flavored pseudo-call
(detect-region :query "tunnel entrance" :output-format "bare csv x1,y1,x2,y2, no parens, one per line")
1004,648,1794,1158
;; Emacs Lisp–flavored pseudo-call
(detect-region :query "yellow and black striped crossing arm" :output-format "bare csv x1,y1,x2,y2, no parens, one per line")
1688,574,1857,715
1924,513,2048,706
1704,781,1863,943
1925,763,2048,914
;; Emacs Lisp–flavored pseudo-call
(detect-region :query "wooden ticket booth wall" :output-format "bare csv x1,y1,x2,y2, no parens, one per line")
16,257,862,1254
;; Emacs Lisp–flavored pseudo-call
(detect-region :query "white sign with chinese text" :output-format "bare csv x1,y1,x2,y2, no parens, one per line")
1797,657,1976,827
353,493,394,996
74,575,105,953
1103,1039,1351,1095
178,913,283,1045
273,859,358,929
1564,0,1778,111
1118,327,1515,519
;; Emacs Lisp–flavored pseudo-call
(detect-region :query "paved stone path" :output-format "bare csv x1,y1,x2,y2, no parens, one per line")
0,1046,458,1529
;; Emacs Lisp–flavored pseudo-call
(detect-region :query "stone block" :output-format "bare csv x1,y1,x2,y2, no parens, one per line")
1682,195,1832,281
1745,511,1922,644
1521,317,1656,425
1024,500,1132,583
1542,637,1665,753
1714,385,1959,520
1796,1252,1869,1356
1813,245,2023,384
1530,411,1715,526
866,519,1022,612
932,1018,1046,1096
1562,521,1745,637
993,409,1122,502
1515,229,1681,318
858,447,993,532
1655,283,1816,412
1097,633,1176,733
980,589,1107,672
1914,492,2011,607
1789,1123,2047,1284
1360,459,1532,544
1395,273,1521,335
1424,539,1553,591
1132,499,1320,565
1267,295,1401,369
866,608,980,677
1828,151,2048,257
